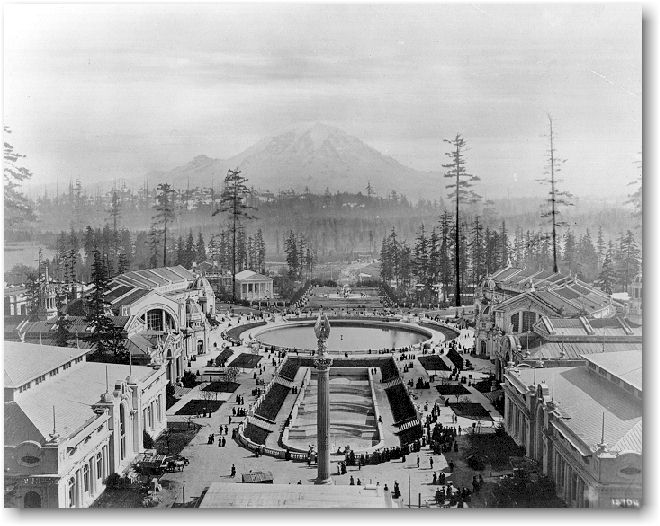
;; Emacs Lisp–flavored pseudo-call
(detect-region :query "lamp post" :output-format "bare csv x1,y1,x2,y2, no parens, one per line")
314,311,333,484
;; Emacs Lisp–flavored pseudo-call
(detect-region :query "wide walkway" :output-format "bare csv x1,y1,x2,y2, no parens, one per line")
153,321,506,508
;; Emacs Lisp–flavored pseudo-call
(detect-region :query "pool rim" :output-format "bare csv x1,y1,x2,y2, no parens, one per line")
251,318,435,352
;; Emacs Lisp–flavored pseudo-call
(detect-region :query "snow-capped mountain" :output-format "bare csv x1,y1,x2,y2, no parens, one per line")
146,122,438,199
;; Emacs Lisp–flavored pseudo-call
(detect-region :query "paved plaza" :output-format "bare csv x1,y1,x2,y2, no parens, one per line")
155,312,505,508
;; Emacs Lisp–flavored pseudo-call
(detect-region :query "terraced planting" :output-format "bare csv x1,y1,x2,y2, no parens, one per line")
255,383,291,421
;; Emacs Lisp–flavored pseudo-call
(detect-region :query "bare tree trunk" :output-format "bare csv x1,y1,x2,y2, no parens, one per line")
454,143,461,307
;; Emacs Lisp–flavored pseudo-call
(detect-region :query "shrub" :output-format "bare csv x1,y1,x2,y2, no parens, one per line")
143,429,155,449
106,472,122,489
181,370,197,388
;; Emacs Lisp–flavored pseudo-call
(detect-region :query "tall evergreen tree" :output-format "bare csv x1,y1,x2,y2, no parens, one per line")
54,291,72,347
151,183,176,267
616,230,641,290
195,231,207,263
470,216,485,286
596,243,617,295
285,230,300,279
443,134,481,306
596,225,606,271
213,169,255,301
4,126,36,227
562,229,577,275
538,114,573,272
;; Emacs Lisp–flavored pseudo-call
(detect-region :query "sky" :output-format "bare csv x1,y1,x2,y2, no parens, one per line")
3,2,641,201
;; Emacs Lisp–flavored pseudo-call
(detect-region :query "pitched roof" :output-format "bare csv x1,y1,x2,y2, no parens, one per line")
11,361,159,441
511,360,642,454
585,351,642,391
4,341,88,388
235,270,271,281
526,341,642,360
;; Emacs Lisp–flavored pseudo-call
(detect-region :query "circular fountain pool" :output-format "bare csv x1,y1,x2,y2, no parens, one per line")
254,321,431,352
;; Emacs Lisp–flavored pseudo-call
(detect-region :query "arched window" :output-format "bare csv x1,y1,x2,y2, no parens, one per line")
83,464,90,493
68,477,76,507
23,491,41,508
119,405,126,460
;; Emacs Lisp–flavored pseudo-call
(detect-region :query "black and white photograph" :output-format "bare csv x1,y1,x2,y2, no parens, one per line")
3,2,643,511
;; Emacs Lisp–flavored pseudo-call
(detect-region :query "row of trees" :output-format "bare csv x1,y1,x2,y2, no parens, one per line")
381,217,641,304
284,230,316,280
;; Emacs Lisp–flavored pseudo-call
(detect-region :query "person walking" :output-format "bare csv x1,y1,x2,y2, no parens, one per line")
230,464,236,477
417,456,420,468
430,457,434,470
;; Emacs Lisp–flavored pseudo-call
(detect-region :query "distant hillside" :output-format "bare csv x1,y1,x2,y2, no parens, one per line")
144,122,439,198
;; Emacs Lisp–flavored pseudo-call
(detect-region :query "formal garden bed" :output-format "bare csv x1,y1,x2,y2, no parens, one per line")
418,355,450,372
448,402,492,421
436,384,471,396
202,381,240,393
243,422,271,445
385,384,417,424
175,399,224,416
229,353,263,368
255,383,290,421
155,421,203,456
214,348,233,366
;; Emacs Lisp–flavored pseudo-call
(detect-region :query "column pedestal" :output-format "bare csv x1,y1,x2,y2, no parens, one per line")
315,363,332,484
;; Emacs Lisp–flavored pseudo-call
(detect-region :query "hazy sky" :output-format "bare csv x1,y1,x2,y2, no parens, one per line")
4,3,641,200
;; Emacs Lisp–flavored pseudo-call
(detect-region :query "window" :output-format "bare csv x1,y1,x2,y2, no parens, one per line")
157,395,162,423
49,369,58,377
68,477,76,507
83,464,90,492
147,311,161,331
96,453,103,479
510,313,519,333
120,405,126,461
521,311,536,332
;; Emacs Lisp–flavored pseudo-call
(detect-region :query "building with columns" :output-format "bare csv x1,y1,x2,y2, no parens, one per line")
4,341,167,508
235,270,273,302
502,350,642,508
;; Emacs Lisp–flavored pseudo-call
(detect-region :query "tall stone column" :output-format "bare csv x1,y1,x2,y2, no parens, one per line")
314,312,333,484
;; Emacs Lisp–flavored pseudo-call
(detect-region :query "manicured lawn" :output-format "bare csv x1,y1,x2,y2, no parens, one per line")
214,348,233,366
436,384,470,396
229,353,263,368
175,399,224,416
90,486,146,508
202,381,240,393
448,402,492,421
418,355,450,372
156,421,203,456
243,422,270,445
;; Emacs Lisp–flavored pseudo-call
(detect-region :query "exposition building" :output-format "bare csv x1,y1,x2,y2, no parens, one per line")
4,341,167,508
502,350,642,508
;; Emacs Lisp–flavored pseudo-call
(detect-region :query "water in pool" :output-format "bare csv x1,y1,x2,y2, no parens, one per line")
256,323,427,351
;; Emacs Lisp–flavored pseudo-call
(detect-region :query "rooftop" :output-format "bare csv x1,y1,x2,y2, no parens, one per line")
5,361,160,445
235,270,271,281
509,354,642,454
585,351,643,391
198,482,397,508
4,341,88,388
110,265,194,291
